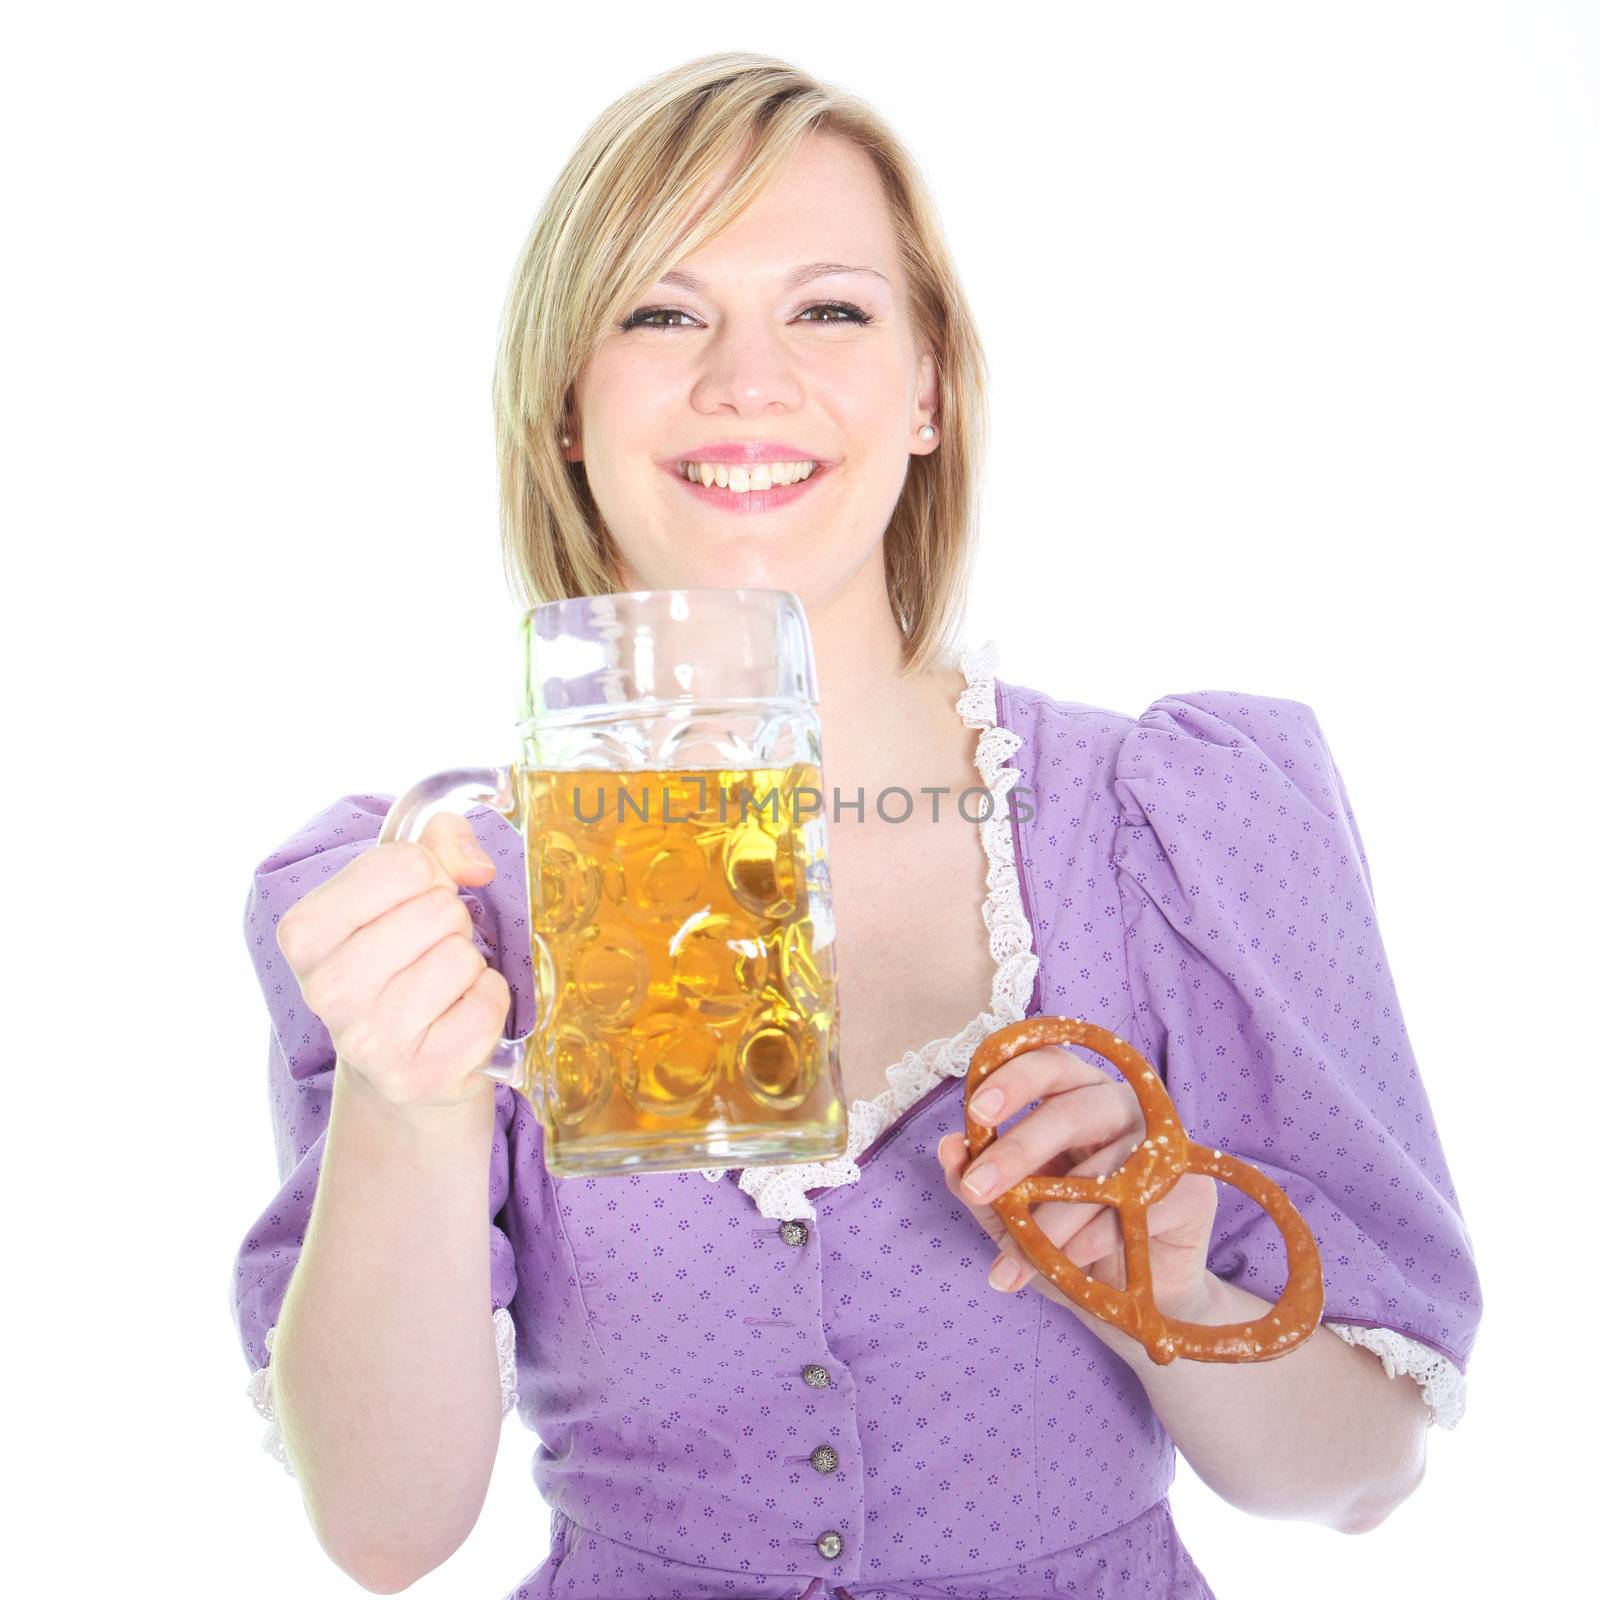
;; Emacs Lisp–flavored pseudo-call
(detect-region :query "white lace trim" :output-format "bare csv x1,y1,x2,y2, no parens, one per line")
696,637,1041,1222
245,1305,520,1476
1323,1320,1466,1430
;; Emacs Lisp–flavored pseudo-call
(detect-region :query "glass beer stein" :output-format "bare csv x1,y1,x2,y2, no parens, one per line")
378,587,847,1179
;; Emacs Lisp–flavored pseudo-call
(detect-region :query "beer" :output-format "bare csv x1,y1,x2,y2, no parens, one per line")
519,762,845,1176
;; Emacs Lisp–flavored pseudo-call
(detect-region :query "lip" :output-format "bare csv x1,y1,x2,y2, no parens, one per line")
665,440,833,466
662,457,833,514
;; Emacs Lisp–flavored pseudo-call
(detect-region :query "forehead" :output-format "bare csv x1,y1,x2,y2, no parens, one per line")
660,134,903,293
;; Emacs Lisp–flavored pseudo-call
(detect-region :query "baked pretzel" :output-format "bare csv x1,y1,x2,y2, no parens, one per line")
964,1016,1324,1365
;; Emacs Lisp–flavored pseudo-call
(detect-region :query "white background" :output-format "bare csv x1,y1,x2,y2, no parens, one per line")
6,2,1593,1594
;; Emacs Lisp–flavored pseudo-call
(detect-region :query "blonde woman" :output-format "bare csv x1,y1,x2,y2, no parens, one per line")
232,52,1481,1599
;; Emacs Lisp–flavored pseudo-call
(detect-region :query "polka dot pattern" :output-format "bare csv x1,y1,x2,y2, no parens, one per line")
1098,691,1483,1364
230,678,1482,1599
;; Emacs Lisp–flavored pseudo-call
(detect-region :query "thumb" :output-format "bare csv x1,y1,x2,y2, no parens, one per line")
416,810,498,887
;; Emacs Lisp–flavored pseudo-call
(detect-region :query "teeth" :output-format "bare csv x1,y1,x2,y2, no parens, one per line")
680,460,817,492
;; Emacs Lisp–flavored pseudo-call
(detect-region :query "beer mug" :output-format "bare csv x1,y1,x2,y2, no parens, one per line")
378,587,847,1179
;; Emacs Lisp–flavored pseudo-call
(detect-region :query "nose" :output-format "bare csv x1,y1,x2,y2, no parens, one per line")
690,319,804,418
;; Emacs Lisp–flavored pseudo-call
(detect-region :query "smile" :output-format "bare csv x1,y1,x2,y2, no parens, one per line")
662,458,831,513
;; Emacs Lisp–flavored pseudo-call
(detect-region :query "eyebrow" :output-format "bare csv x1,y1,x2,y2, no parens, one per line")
656,261,890,294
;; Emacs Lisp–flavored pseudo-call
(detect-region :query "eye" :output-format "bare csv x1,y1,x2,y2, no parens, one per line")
798,301,872,325
620,301,875,331
622,306,695,330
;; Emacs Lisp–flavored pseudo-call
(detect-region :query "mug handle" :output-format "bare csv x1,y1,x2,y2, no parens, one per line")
377,764,537,1102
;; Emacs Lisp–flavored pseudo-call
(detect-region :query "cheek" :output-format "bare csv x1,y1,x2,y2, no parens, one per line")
574,353,668,443
816,357,905,430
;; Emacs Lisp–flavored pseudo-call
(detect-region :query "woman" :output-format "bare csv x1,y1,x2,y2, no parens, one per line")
233,52,1482,1598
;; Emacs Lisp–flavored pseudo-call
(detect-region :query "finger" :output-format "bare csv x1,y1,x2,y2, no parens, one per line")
1142,1173,1219,1246
999,1122,1146,1250
417,965,512,1079
997,1170,1216,1297
938,1131,971,1195
277,822,487,976
376,930,490,1048
971,1122,1142,1288
301,883,476,1033
939,1132,999,1217
1017,1165,1204,1282
964,1042,1110,1128
959,1081,1140,1205
417,810,499,885
993,1206,1123,1293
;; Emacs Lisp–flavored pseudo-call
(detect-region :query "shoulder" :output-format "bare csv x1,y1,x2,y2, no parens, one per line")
992,677,1137,773
993,681,1354,872
1107,691,1346,828
250,793,394,880
996,679,1334,790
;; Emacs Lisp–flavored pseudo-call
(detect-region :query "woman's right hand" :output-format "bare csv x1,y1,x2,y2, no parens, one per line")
274,812,511,1115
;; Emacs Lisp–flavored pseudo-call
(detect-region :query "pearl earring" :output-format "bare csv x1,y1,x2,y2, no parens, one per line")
918,424,936,441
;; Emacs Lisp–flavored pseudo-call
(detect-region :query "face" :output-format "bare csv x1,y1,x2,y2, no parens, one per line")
566,132,939,608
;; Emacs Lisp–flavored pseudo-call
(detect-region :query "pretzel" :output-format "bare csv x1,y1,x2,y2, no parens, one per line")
964,1016,1324,1365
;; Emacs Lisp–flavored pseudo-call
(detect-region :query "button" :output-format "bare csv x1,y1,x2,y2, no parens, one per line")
779,1220,808,1246
816,1529,844,1560
809,1444,839,1473
802,1363,831,1388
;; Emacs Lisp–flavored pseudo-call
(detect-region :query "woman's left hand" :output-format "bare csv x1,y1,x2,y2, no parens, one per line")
936,1042,1219,1332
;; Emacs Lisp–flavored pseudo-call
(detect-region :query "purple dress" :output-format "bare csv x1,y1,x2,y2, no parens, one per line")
233,640,1482,1599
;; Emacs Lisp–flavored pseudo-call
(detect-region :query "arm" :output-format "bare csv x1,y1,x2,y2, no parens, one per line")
1086,1272,1429,1534
269,1063,503,1592
1100,690,1482,1523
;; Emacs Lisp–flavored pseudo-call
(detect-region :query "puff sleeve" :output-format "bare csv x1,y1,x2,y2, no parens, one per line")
229,794,521,1475
1110,693,1482,1429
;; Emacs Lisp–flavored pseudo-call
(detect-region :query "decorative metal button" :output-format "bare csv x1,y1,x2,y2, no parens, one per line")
779,1220,808,1246
809,1443,840,1473
802,1363,831,1388
816,1529,844,1560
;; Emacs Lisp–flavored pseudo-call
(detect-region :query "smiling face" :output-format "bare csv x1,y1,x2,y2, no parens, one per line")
567,131,940,607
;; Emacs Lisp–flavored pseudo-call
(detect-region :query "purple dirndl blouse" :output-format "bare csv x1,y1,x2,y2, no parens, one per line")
232,640,1482,1598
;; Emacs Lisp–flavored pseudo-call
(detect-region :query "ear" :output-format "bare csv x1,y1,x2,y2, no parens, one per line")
914,348,940,453
558,383,582,461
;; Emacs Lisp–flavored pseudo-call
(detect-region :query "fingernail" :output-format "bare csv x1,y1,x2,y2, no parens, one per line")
465,846,494,870
962,1162,995,1199
989,1258,1023,1292
970,1087,1003,1122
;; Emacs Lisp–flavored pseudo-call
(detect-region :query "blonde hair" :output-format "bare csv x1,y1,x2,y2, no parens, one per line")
491,51,988,676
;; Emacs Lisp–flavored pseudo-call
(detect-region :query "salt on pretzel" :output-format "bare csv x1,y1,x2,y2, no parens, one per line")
964,1016,1324,1364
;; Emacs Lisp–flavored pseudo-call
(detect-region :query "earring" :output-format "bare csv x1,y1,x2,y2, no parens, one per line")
560,432,572,447
918,424,936,441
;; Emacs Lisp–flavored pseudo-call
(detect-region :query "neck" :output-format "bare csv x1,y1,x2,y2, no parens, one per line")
805,547,966,797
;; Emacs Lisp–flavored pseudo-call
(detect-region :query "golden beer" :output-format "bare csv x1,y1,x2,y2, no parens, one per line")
380,588,845,1178
520,760,845,1175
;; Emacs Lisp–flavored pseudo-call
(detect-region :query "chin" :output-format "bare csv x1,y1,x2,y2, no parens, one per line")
627,543,836,597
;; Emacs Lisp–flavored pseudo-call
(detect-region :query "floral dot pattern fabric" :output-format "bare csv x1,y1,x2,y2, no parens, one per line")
231,645,1482,1598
